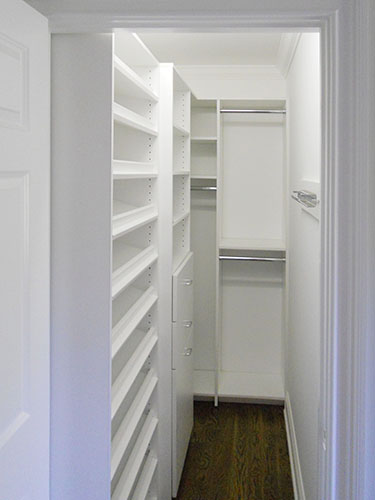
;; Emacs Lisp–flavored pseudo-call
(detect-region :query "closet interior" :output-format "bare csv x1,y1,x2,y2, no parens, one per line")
51,30,321,500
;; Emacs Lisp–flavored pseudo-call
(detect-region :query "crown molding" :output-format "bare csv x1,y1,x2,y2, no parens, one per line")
176,64,284,81
276,33,301,77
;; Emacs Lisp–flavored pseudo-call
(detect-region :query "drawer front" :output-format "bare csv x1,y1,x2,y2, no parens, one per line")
172,252,194,323
172,329,194,496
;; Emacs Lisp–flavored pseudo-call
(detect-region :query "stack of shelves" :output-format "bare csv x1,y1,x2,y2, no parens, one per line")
172,70,191,272
111,32,159,500
191,98,218,182
190,98,219,399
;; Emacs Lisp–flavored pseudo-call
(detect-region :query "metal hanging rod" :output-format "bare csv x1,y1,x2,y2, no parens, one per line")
220,109,286,114
191,186,217,191
219,255,286,263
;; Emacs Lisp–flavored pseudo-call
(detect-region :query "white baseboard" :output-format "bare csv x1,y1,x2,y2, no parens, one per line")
284,391,306,500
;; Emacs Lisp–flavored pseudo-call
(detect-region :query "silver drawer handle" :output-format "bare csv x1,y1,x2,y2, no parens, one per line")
183,321,193,328
184,348,193,357
182,279,193,286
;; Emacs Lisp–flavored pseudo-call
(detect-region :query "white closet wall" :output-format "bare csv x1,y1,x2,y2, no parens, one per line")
285,33,321,500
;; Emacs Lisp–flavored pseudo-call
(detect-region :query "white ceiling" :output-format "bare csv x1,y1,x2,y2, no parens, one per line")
138,33,283,66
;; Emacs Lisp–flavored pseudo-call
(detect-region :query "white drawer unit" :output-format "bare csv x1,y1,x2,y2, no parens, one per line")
172,252,194,497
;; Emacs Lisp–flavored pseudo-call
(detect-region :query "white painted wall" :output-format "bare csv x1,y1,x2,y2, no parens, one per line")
285,33,321,499
177,66,286,100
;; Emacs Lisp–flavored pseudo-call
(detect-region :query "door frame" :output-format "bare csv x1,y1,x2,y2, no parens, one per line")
48,2,374,498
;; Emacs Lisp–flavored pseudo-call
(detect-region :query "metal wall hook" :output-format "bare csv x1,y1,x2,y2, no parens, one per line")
291,190,319,208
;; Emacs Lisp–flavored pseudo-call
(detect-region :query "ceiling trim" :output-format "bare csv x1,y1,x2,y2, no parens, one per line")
276,33,301,78
176,64,284,80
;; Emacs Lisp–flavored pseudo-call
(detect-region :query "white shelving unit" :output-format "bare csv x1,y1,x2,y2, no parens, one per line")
172,69,191,273
191,98,286,404
190,99,219,399
110,32,161,500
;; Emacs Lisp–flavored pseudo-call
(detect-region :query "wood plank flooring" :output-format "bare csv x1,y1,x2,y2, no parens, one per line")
176,401,294,500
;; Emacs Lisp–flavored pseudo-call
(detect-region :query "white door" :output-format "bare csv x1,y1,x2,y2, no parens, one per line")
0,1,50,499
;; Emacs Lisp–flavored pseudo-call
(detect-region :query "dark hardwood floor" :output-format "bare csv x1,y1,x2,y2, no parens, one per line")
176,401,294,500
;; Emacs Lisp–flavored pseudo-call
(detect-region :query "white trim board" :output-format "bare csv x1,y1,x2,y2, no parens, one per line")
284,392,306,500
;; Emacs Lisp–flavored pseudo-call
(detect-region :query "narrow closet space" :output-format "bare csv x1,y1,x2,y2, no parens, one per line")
51,30,321,500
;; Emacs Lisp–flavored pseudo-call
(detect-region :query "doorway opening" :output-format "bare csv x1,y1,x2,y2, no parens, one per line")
113,29,322,500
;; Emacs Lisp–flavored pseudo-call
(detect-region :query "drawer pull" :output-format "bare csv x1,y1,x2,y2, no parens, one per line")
182,279,193,286
184,348,193,357
183,321,193,328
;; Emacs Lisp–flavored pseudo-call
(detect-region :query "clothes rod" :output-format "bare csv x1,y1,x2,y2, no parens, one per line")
219,255,286,262
191,186,217,191
220,109,286,114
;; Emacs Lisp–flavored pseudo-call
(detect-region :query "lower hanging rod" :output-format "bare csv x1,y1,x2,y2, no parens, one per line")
220,109,286,114
219,255,286,262
191,186,217,191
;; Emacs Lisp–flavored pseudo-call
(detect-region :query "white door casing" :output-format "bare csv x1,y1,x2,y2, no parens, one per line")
0,1,50,499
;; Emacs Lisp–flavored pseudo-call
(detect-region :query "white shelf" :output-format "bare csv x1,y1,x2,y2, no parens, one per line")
112,413,158,500
219,237,286,252
114,55,159,103
173,249,190,274
113,160,157,179
173,124,190,137
112,286,158,359
112,201,157,239
218,372,284,401
111,370,158,481
112,245,158,299
173,170,190,176
194,370,215,397
173,211,190,227
191,136,217,143
132,454,158,500
111,327,157,421
113,102,158,136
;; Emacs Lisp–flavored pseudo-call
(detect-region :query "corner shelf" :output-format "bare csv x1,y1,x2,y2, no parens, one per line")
112,201,157,239
173,211,190,227
111,412,158,500
219,237,286,252
173,124,190,137
173,170,190,176
112,286,158,359
218,372,284,401
113,102,158,136
194,370,216,398
112,244,158,299
111,327,158,421
111,370,158,481
113,160,157,179
132,453,158,500
114,55,159,103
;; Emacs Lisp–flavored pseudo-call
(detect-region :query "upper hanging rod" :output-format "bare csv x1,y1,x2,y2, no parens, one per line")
219,255,286,263
220,109,286,114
